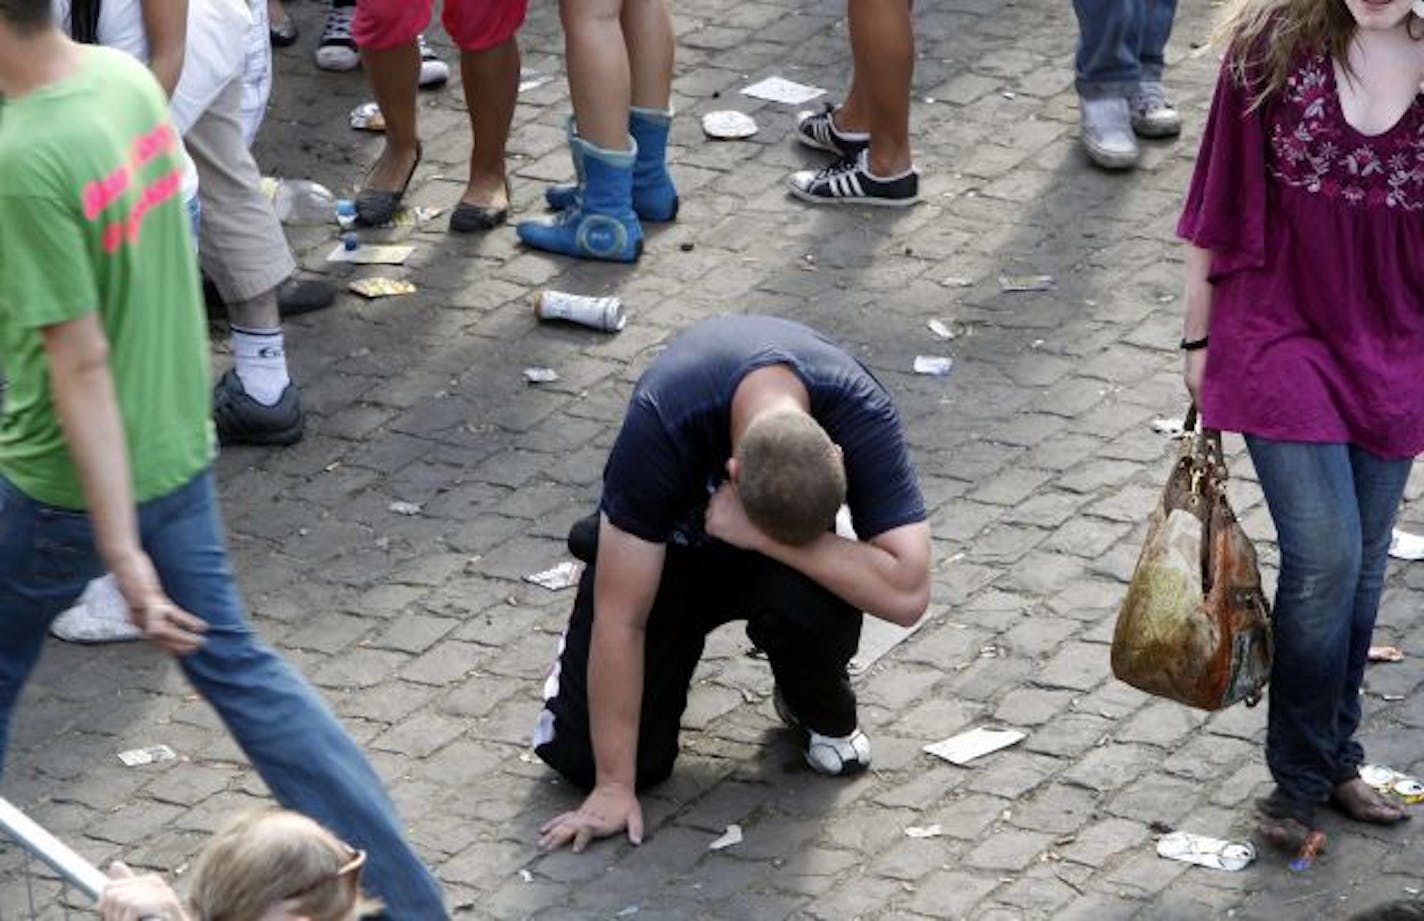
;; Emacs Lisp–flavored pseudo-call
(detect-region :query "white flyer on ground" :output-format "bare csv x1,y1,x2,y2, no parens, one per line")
740,77,825,106
923,727,1026,765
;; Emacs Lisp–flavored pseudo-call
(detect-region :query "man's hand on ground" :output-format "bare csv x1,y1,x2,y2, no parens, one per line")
110,552,209,655
539,783,644,853
705,482,767,552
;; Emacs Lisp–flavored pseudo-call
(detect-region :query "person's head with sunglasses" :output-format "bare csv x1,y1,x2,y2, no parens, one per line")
100,809,380,921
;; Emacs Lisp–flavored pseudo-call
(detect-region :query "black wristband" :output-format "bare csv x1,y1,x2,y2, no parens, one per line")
1180,336,1209,351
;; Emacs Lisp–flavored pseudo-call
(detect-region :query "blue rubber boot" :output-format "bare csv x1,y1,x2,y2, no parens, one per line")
518,136,642,262
544,115,582,211
629,105,678,222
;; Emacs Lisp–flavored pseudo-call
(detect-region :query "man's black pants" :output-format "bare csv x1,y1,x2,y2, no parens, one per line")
533,513,862,791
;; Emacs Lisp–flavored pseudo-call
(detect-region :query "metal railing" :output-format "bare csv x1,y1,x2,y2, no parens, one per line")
0,797,109,919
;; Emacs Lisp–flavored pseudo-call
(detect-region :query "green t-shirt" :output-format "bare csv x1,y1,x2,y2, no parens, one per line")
0,46,213,510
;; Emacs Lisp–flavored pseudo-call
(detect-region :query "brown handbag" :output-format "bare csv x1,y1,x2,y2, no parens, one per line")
1110,407,1273,710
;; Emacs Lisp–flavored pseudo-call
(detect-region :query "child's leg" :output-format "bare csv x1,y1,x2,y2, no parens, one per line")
140,473,447,918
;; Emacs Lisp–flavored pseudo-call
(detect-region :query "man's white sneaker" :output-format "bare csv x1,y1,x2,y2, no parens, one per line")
773,685,872,776
1079,96,1140,170
1129,81,1182,139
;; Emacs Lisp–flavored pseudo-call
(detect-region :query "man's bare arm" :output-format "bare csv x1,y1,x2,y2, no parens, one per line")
539,515,664,852
139,0,188,98
43,314,206,653
706,484,931,626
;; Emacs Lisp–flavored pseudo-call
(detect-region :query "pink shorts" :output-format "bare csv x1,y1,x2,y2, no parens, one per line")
353,0,527,53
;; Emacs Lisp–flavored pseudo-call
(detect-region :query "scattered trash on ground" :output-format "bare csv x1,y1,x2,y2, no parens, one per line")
117,744,177,767
1151,417,1185,437
388,501,422,516
326,243,414,265
940,276,973,288
336,199,357,230
904,824,945,839
50,576,141,643
913,356,954,377
388,206,444,229
1368,645,1405,663
1360,764,1424,804
518,869,534,883
523,367,560,384
708,824,743,851
349,277,417,299
615,908,639,918
923,727,1026,766
927,319,955,341
1155,831,1255,871
1288,830,1327,872
533,290,626,332
524,561,584,591
518,69,553,93
349,101,385,132
997,274,1055,293
702,110,758,139
1388,528,1424,560
739,76,825,105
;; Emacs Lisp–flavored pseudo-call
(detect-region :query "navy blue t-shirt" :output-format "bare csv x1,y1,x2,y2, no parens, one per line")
600,315,926,546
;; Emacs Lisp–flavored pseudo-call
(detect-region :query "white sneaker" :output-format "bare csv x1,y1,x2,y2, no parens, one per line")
417,36,450,89
773,685,872,776
1129,81,1182,139
50,576,143,644
315,2,358,72
1079,96,1139,170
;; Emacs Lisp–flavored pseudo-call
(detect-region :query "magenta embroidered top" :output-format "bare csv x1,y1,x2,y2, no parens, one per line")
1178,51,1424,459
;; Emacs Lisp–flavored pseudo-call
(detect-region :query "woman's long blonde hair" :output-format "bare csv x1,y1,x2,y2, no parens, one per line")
1211,0,1360,106
187,810,383,921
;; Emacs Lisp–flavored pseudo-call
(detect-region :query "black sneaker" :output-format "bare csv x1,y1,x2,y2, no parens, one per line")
794,103,868,159
213,370,305,446
315,1,358,72
787,150,920,207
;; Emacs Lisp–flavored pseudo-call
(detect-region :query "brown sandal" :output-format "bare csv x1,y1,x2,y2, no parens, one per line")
1331,778,1411,825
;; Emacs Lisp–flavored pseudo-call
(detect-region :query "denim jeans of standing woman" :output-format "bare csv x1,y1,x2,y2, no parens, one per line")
1245,437,1413,833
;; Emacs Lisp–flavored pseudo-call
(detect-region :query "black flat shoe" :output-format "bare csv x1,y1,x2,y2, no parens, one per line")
448,200,509,233
277,277,335,318
356,142,422,227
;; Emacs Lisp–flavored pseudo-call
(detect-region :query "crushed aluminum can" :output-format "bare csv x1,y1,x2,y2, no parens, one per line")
117,744,177,767
533,290,626,332
1393,778,1424,804
349,101,386,132
913,355,954,377
1155,831,1255,872
523,561,584,591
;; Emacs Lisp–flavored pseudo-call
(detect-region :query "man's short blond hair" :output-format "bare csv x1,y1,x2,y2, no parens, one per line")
736,409,845,546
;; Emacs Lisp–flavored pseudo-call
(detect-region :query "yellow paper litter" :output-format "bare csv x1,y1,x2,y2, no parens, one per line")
348,277,417,298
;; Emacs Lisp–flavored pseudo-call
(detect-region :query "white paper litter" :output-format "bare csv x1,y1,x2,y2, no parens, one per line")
117,744,177,767
904,824,945,839
523,367,560,384
326,243,414,265
740,77,825,106
1389,528,1424,561
923,727,1026,765
1150,417,1185,436
523,561,585,591
388,501,422,516
708,824,743,851
702,110,758,139
913,356,954,377
927,319,956,341
518,869,534,883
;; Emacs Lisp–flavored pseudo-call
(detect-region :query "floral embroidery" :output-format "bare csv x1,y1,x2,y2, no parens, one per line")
1269,54,1424,210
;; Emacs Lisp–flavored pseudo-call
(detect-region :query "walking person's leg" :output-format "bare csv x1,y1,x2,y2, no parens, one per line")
141,473,447,918
1244,438,1410,848
1071,0,1142,169
352,0,434,226
1128,0,1181,139
1329,446,1413,820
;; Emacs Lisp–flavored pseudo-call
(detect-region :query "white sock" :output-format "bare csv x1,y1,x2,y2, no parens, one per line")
860,150,916,182
230,326,290,406
829,107,869,143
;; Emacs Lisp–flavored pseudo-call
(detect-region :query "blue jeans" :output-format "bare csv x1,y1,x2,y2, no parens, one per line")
1071,0,1178,98
1245,438,1412,820
0,472,448,920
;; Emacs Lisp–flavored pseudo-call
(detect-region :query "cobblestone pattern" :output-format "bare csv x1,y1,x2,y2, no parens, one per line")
5,0,1424,918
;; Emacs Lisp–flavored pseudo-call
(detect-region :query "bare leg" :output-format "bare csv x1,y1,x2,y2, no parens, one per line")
621,0,673,111
844,0,913,175
459,38,519,209
228,289,281,331
361,42,422,191
562,0,631,151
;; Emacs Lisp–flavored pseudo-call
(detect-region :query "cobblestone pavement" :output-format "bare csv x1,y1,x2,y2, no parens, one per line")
5,0,1423,918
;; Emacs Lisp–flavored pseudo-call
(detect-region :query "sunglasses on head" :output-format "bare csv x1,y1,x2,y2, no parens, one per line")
280,841,367,903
